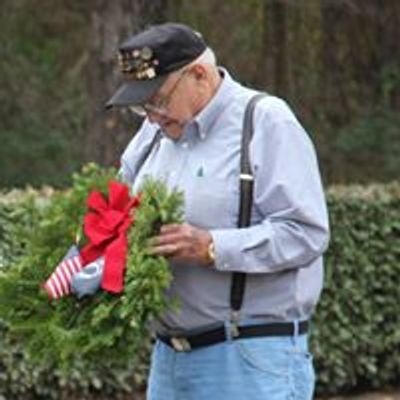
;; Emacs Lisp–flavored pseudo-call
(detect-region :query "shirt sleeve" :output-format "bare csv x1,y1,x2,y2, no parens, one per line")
210,97,330,273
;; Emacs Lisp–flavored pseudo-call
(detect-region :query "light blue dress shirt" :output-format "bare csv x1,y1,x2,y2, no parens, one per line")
120,69,330,334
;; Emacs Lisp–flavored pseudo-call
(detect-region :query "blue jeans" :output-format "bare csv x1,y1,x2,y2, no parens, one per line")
147,333,315,400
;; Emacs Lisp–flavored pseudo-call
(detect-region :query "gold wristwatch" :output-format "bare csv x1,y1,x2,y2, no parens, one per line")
207,240,216,265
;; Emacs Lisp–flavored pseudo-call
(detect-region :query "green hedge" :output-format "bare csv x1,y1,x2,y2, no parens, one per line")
312,182,400,394
0,180,399,398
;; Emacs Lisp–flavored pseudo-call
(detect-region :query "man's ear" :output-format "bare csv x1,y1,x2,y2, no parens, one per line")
190,64,207,81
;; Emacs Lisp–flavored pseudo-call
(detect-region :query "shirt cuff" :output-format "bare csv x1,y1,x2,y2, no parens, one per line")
209,228,248,272
209,223,274,272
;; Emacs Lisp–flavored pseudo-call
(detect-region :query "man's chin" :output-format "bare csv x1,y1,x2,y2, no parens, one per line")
161,122,185,140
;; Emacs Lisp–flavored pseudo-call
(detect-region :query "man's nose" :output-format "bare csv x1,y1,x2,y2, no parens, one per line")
147,110,168,125
147,111,158,124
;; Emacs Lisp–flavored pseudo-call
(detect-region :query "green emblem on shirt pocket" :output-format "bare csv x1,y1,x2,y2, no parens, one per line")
196,166,204,177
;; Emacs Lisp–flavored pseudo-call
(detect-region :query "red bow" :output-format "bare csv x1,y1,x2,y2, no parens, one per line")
80,180,140,294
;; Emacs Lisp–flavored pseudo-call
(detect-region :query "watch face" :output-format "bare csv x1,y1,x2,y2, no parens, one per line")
207,242,216,265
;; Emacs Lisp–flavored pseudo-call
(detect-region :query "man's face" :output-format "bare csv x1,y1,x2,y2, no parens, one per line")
131,67,201,140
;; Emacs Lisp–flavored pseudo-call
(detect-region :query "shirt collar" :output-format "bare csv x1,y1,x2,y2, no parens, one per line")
193,67,237,140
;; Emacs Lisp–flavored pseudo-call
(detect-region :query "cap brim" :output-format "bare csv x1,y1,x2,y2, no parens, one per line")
105,75,168,109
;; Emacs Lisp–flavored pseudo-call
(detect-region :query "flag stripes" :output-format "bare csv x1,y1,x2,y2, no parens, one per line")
43,247,83,300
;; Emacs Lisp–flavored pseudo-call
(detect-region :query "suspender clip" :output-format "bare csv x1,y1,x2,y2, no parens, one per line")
230,310,240,338
239,173,254,181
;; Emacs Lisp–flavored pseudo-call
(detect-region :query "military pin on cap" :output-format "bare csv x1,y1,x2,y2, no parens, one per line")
141,46,153,60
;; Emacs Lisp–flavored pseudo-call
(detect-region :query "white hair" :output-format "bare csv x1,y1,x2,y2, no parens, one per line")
192,47,217,66
169,47,218,81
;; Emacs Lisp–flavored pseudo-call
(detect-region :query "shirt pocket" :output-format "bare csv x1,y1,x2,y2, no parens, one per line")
184,176,239,230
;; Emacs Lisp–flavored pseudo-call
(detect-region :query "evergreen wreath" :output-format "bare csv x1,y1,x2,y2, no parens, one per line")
0,163,183,372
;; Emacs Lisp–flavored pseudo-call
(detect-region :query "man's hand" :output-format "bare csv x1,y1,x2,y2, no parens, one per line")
149,223,213,265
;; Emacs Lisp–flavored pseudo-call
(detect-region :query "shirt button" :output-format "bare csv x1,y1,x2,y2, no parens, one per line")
181,141,189,149
223,263,229,269
200,132,206,140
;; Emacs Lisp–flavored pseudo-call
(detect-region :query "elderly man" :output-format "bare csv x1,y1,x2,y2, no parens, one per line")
107,22,329,400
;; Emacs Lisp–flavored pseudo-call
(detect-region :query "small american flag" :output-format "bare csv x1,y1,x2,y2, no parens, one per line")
43,246,84,300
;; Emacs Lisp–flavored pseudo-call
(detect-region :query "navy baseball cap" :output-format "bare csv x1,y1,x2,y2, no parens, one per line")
106,23,207,108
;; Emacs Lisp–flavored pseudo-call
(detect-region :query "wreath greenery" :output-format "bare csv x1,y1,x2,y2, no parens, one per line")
0,163,183,372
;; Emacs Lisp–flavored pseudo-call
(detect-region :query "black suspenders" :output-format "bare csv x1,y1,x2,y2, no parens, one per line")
230,93,267,336
136,128,162,172
134,93,267,334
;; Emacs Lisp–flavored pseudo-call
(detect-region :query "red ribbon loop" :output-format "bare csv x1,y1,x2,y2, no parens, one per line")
80,180,140,293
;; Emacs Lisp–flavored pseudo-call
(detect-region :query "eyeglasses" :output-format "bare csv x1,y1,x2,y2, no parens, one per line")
129,68,189,117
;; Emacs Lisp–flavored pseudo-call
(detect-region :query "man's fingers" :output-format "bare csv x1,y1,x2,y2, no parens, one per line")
149,243,180,256
147,223,209,263
152,232,182,246
159,224,182,234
